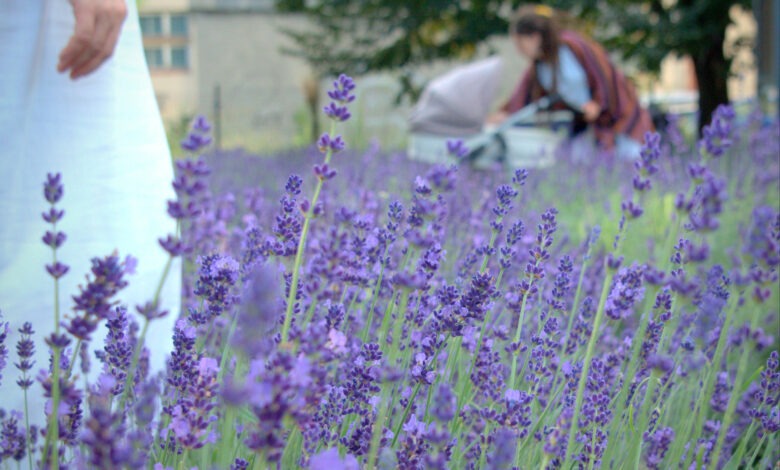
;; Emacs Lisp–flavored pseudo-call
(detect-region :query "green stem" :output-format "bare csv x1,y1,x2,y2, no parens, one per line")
627,371,660,468
361,247,389,342
117,318,151,411
710,300,761,467
563,265,615,466
392,334,450,448
65,338,82,377
746,433,767,468
281,121,336,343
508,287,533,389
680,293,739,469
43,231,62,470
391,383,422,448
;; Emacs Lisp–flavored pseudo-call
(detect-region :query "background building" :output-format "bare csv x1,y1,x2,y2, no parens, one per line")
138,0,765,152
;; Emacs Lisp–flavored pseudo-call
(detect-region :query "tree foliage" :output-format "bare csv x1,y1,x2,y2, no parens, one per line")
275,0,753,130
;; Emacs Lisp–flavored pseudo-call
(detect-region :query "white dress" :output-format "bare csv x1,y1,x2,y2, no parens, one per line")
0,1,180,427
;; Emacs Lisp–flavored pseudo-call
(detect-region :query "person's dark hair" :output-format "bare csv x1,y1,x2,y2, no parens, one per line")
510,4,563,104
510,4,561,63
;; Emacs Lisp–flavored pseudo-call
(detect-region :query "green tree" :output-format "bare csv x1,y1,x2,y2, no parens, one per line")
275,0,753,132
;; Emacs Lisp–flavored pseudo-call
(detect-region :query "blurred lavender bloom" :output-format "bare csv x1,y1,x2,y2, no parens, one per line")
688,172,727,233
327,74,357,104
323,101,351,122
396,414,431,468
487,427,516,470
433,383,457,422
167,357,220,450
43,172,64,204
446,139,469,159
80,378,144,468
749,350,780,437
15,322,35,391
512,168,529,187
0,316,7,387
310,447,359,470
744,206,780,268
0,410,27,462
699,104,735,158
604,264,645,320
646,353,675,376
92,307,133,396
633,131,662,192
180,115,213,153
710,371,731,413
644,426,674,469
317,133,346,155
192,253,240,322
64,255,130,341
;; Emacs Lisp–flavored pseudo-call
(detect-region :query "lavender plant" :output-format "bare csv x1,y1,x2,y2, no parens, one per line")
0,77,778,470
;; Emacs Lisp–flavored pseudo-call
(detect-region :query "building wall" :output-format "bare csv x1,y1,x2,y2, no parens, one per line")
189,12,312,149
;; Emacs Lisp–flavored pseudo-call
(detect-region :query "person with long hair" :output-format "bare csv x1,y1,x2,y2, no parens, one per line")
488,4,654,160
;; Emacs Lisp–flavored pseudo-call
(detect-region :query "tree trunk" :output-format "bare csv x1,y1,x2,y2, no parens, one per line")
692,34,731,135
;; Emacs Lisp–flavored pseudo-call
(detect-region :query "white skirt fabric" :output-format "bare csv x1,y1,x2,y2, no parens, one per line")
0,1,180,425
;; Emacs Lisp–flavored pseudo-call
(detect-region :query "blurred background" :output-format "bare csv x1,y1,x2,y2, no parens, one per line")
136,0,779,156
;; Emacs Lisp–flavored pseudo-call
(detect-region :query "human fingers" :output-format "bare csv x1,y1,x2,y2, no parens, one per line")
68,16,121,79
57,2,96,74
58,0,127,79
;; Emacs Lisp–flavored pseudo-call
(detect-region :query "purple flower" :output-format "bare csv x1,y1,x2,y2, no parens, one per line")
192,253,240,322
446,139,469,159
41,207,64,224
323,103,351,122
688,172,727,233
512,168,529,187
327,74,357,104
633,131,662,192
232,262,279,358
0,410,27,462
644,426,674,469
61,255,129,344
313,163,338,180
433,383,457,422
604,264,645,320
93,307,133,395
192,114,212,133
159,234,192,257
646,353,674,376
310,447,359,470
699,104,735,157
323,75,356,122
41,230,66,249
317,133,346,154
180,115,213,153
166,356,220,450
0,317,8,387
15,322,36,390
44,172,64,204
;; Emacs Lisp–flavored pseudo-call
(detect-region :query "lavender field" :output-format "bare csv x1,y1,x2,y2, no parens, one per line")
1,75,779,469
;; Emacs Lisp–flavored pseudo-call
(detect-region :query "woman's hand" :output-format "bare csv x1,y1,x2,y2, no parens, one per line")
485,111,509,126
58,0,128,80
581,100,602,122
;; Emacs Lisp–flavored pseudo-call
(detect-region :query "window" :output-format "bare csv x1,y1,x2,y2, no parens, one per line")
170,15,188,36
171,47,189,69
144,48,164,68
139,15,163,36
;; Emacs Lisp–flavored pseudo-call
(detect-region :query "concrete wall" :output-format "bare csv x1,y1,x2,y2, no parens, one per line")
189,12,313,149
